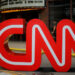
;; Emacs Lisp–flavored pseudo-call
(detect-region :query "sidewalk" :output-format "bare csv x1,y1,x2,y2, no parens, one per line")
8,41,75,68
0,41,75,75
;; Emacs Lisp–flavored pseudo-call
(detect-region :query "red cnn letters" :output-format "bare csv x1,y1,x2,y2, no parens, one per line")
0,19,75,72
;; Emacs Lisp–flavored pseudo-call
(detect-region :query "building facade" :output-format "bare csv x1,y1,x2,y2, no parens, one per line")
0,0,75,41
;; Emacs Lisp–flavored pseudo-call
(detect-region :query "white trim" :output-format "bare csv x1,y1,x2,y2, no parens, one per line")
0,25,34,65
0,25,23,35
0,24,75,66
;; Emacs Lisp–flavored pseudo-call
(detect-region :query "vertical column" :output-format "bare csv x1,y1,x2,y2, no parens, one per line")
39,0,49,28
70,0,72,20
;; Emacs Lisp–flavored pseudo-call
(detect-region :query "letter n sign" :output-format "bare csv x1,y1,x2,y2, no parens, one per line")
0,19,75,72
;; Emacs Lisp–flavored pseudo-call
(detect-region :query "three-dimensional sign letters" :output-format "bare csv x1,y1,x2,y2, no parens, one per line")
0,19,75,72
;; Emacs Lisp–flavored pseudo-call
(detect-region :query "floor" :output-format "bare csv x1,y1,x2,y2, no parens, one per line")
0,41,75,75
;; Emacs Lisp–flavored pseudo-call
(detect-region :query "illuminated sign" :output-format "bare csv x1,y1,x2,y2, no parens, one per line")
0,19,75,72
0,0,45,10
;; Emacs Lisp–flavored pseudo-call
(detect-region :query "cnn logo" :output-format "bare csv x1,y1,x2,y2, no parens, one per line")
0,19,75,72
